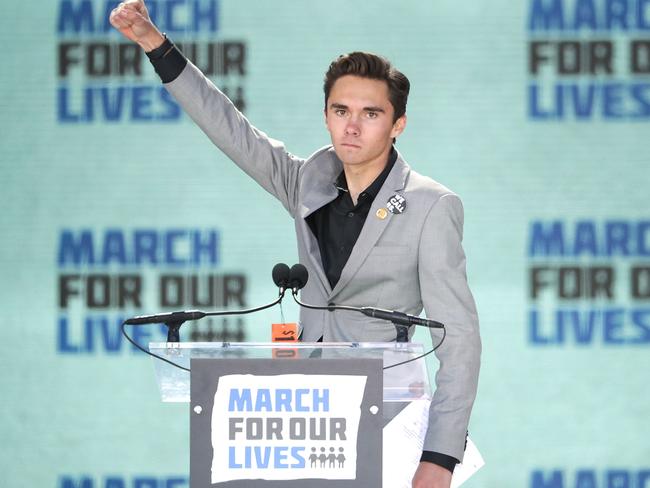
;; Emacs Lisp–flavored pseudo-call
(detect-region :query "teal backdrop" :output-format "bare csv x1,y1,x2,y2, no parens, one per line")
1,0,649,487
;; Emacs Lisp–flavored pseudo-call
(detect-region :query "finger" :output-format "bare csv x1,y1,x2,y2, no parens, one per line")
120,4,148,21
120,2,140,14
124,0,147,15
110,8,131,26
109,8,129,28
116,6,145,24
110,7,145,30
115,2,136,16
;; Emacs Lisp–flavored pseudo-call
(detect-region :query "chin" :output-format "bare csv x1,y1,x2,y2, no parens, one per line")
336,154,364,166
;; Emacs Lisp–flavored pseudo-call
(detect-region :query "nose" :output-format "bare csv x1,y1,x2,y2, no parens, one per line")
344,120,360,136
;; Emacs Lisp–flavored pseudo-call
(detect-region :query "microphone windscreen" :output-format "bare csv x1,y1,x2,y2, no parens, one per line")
289,263,309,290
272,263,291,287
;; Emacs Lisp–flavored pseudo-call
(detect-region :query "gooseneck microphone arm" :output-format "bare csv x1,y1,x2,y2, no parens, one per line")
287,263,447,368
287,263,445,343
123,263,292,342
120,263,293,373
123,292,287,342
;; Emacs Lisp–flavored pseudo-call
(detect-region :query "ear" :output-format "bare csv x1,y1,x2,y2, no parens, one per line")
390,114,407,139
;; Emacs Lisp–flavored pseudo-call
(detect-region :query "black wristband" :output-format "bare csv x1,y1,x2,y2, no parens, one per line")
146,34,188,83
145,33,173,60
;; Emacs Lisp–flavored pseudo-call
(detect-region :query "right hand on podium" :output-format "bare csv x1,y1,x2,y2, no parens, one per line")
109,0,165,52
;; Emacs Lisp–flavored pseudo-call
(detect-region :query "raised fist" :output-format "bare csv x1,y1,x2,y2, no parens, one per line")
109,0,164,52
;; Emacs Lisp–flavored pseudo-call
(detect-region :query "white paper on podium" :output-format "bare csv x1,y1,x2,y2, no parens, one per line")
383,400,484,488
450,437,484,488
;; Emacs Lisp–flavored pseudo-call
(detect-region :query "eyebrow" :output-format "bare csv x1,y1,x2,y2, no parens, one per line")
329,103,386,113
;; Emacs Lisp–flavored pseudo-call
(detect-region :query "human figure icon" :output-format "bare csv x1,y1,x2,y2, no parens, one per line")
319,447,327,468
337,447,346,468
309,447,318,468
328,447,336,467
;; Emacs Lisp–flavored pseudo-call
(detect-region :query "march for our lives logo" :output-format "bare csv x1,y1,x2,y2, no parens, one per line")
56,228,250,355
526,219,650,346
527,0,650,120
210,375,366,483
56,0,247,123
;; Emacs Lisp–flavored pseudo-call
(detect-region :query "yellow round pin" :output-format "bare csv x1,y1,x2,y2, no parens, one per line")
376,208,388,220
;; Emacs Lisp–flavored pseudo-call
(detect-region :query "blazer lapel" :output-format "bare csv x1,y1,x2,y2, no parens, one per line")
297,150,342,294
329,155,410,300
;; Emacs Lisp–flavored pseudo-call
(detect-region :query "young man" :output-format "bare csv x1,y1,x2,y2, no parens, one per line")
111,2,481,487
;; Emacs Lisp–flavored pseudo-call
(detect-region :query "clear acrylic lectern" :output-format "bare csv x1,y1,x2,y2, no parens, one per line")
148,342,433,488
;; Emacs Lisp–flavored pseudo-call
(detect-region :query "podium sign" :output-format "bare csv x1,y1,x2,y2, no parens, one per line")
149,342,432,487
190,358,383,487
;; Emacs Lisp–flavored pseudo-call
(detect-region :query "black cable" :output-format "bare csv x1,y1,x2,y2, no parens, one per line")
121,320,190,372
122,288,445,373
291,290,447,370
203,291,285,318
121,292,286,373
382,326,446,370
290,290,368,313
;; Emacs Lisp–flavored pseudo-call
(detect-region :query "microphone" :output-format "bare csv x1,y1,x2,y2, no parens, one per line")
289,263,309,293
272,262,291,295
358,308,444,329
123,263,291,342
289,264,444,341
124,310,206,326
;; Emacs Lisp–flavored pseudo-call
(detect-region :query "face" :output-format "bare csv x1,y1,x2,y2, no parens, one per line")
325,75,406,170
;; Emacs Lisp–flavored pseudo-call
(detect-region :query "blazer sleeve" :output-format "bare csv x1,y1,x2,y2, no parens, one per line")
163,61,304,217
417,193,481,461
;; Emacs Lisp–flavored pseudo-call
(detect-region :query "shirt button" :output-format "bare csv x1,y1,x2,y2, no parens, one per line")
347,212,354,218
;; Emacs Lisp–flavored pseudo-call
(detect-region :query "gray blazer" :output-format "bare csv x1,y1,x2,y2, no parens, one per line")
165,61,481,461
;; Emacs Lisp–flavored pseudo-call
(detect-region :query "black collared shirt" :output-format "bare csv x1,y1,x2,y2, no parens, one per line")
306,149,397,288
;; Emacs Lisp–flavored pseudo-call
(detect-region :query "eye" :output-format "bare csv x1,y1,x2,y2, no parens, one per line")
366,111,378,119
334,109,346,116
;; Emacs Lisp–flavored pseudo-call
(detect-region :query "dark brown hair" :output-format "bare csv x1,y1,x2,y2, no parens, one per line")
323,52,410,123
